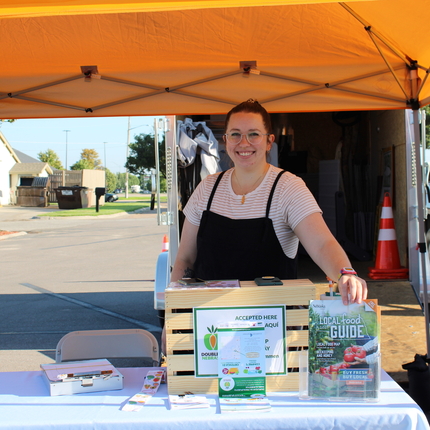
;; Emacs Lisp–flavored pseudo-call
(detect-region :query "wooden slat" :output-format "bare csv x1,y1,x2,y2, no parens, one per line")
166,330,308,352
165,308,310,330
165,280,315,310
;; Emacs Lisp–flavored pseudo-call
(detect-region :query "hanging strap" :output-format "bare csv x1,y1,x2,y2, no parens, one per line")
206,170,227,211
266,170,287,217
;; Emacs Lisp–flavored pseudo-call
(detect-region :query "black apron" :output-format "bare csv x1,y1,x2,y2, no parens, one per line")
193,170,297,281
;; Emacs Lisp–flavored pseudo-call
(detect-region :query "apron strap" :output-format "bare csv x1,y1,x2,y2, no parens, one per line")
206,170,227,211
266,170,287,218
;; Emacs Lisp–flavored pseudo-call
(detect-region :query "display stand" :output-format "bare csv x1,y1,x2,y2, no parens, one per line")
165,279,315,394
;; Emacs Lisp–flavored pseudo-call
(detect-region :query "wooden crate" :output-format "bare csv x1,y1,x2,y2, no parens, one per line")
165,279,315,394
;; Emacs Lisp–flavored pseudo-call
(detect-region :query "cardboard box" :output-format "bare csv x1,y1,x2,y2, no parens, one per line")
41,359,123,396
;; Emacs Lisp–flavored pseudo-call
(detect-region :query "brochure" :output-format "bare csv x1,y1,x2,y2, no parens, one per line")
219,396,271,413
217,323,266,398
308,299,381,400
168,394,212,409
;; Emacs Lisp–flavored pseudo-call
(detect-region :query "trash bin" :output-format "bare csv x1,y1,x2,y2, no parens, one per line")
55,186,90,209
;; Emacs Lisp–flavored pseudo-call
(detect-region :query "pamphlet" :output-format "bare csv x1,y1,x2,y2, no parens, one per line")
219,396,271,413
308,299,381,400
121,369,165,412
168,394,212,409
217,323,266,398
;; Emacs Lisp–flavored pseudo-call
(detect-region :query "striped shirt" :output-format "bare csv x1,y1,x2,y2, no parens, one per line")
183,164,321,258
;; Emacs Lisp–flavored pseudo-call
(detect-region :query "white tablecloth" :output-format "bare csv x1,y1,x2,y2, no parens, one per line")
0,368,428,430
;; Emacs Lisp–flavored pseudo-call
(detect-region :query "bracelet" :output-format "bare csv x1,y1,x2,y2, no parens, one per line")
338,267,357,280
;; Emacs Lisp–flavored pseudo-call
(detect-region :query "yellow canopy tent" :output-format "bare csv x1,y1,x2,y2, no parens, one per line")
0,0,429,118
1,0,430,355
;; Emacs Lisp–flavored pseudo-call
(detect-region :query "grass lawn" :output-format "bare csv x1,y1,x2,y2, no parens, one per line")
41,202,149,217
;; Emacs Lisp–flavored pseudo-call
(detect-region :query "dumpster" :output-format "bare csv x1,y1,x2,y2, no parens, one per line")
55,186,91,209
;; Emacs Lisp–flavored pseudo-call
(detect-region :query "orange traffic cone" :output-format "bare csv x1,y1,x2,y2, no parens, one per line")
368,192,408,280
161,234,169,252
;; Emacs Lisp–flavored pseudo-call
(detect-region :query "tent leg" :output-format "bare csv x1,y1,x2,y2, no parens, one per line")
412,108,430,357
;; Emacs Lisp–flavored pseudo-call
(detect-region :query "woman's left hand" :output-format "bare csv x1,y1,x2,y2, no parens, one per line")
337,274,368,305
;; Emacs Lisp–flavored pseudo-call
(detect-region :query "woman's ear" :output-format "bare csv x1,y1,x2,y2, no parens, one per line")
266,134,275,152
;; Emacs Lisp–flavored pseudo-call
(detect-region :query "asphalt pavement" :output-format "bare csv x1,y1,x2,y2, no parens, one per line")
0,204,168,371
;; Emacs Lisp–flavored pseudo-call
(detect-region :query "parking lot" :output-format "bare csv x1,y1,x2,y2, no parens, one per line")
0,206,167,371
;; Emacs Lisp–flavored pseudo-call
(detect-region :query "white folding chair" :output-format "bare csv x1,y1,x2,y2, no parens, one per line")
55,329,159,366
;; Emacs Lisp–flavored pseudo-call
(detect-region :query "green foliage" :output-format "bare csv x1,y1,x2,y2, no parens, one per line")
116,172,140,190
70,159,93,170
81,148,103,169
105,168,117,192
125,133,166,178
424,106,430,148
37,148,63,170
70,148,102,170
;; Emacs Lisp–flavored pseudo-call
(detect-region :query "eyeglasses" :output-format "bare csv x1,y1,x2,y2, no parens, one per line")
224,131,270,145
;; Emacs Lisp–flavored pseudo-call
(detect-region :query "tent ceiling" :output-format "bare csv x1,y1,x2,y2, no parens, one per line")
0,0,429,118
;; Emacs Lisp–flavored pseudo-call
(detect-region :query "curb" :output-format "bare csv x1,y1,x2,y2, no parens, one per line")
0,231,27,240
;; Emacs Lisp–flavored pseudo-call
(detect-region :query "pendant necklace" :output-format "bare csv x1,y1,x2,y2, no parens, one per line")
234,166,268,204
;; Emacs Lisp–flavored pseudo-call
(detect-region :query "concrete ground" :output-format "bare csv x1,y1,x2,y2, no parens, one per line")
0,204,428,387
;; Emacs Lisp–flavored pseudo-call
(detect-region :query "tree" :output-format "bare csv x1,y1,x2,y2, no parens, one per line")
425,106,430,148
80,148,103,169
37,148,63,170
70,159,93,170
70,148,103,170
105,168,117,192
116,172,140,190
125,133,166,178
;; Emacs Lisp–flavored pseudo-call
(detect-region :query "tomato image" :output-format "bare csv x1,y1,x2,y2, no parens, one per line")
344,352,355,362
353,347,366,359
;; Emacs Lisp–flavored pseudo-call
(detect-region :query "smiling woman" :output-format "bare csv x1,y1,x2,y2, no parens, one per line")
169,99,367,302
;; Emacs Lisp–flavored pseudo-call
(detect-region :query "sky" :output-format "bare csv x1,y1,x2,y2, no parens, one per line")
0,116,163,174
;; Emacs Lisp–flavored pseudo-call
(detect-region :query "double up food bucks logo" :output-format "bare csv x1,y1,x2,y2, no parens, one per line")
203,325,218,357
308,299,381,400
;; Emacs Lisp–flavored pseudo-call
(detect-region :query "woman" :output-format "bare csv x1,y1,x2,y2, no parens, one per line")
170,99,367,305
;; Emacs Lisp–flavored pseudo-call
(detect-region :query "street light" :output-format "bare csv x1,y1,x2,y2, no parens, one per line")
63,130,70,170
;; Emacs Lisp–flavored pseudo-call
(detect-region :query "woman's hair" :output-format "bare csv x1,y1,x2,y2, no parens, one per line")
225,99,273,134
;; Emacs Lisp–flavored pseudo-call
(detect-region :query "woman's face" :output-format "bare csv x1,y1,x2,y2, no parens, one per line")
225,112,274,170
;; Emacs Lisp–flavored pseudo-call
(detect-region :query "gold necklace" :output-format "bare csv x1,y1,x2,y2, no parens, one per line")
234,166,268,204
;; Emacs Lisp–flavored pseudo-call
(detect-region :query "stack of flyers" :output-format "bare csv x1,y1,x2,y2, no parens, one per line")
219,396,271,413
168,394,211,409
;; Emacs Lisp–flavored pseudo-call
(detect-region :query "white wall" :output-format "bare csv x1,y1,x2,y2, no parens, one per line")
0,143,16,205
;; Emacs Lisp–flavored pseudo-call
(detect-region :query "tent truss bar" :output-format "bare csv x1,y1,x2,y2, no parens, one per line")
11,95,87,111
340,2,412,67
365,30,409,100
0,75,83,101
0,63,416,114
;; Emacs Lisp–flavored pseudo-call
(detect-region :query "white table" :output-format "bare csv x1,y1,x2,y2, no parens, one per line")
0,368,428,430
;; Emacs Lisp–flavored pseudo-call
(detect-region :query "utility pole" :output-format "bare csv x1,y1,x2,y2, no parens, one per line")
63,130,70,170
125,118,130,198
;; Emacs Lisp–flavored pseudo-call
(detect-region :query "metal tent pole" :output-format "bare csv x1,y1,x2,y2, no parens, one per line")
412,108,430,357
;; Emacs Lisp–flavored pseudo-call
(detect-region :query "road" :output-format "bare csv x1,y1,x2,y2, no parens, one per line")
0,206,167,371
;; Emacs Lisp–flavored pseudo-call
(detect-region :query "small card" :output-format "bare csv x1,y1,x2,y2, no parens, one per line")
121,369,165,412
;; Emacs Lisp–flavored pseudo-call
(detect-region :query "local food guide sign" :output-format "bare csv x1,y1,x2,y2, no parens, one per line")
193,305,286,378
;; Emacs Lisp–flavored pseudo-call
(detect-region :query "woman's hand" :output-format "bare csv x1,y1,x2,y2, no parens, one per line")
337,274,368,305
